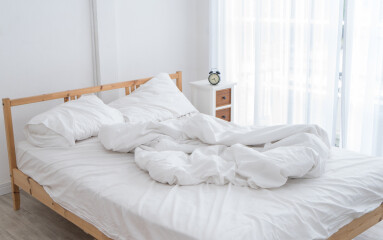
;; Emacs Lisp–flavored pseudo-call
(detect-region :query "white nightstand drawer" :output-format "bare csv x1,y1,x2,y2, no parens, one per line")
216,89,231,107
216,107,231,122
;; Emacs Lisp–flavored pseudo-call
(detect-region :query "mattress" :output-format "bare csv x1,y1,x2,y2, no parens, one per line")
16,138,383,240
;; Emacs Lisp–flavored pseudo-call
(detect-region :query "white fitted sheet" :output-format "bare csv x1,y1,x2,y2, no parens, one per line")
16,138,383,240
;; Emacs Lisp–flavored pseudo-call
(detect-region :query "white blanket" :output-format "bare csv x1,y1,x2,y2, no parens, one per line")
99,113,330,189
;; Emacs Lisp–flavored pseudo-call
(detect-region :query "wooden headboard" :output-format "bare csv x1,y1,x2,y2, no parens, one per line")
4,71,182,106
2,71,182,210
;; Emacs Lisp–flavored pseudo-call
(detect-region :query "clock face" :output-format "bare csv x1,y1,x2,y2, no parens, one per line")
208,73,220,85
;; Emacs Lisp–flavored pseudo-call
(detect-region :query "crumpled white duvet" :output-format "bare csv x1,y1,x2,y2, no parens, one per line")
99,113,330,189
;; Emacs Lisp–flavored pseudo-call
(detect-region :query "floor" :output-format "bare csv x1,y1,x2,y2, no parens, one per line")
354,222,383,240
0,191,92,240
0,191,382,240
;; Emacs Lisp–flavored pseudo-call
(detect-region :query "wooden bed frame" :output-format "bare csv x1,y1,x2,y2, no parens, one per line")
2,71,382,240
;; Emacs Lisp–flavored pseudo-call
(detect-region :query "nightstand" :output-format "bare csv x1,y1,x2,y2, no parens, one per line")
189,80,236,122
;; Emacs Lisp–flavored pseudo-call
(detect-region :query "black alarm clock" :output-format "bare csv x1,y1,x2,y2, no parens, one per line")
208,70,221,85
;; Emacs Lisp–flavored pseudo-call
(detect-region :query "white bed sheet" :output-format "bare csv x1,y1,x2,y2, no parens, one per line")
16,138,383,240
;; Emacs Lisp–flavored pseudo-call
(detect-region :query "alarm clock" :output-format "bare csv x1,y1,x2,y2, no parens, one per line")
208,70,221,85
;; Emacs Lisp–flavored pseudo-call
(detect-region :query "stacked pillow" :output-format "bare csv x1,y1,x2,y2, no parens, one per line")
25,73,198,148
25,95,124,147
108,73,197,122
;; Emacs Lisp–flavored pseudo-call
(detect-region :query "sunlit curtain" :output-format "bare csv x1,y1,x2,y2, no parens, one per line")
342,0,383,156
216,0,343,143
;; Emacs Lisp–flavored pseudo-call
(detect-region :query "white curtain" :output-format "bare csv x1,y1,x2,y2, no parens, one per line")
216,0,343,143
342,0,383,156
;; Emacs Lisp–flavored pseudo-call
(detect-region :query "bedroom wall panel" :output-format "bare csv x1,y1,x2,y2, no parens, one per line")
0,0,95,188
90,0,120,103
115,0,209,99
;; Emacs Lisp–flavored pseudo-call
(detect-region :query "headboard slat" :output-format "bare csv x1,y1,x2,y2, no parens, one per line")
9,72,182,106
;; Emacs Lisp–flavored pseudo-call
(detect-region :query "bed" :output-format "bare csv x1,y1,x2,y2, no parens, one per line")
3,71,383,240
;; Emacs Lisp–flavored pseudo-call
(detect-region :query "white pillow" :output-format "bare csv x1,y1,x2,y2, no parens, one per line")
25,95,124,147
108,73,198,123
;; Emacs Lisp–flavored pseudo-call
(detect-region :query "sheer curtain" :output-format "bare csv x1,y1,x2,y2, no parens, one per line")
342,0,383,156
215,0,343,143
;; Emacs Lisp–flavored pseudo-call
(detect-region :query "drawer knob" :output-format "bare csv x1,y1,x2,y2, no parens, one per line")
221,115,226,119
222,96,226,100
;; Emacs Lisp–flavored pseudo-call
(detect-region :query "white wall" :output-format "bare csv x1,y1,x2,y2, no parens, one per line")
0,0,95,193
115,0,209,98
0,0,209,195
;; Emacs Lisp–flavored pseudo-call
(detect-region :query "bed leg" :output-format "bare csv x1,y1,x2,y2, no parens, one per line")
12,184,20,210
3,98,20,211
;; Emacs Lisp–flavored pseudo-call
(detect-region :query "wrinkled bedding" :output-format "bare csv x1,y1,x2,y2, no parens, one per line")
99,113,330,189
16,138,383,240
